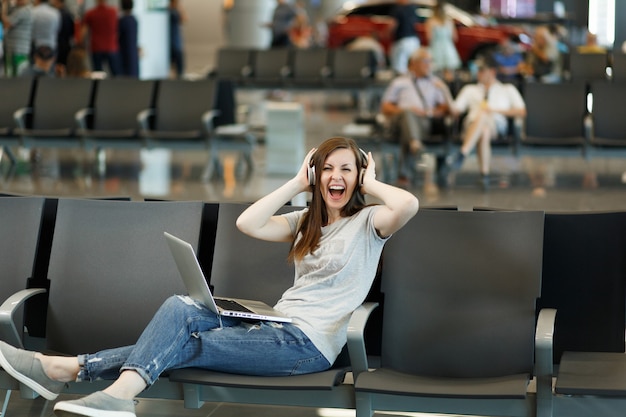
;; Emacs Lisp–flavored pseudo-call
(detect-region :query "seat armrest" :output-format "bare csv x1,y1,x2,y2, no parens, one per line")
535,308,556,417
14,107,33,130
584,113,593,142
75,107,94,130
137,108,156,132
202,109,220,133
347,302,378,378
511,116,524,156
0,288,47,348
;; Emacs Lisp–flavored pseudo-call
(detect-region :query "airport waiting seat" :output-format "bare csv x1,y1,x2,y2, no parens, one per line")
169,203,377,411
587,81,626,157
43,199,204,355
567,52,609,84
139,79,217,151
536,211,626,417
76,79,156,177
329,49,377,89
290,49,332,88
0,197,48,411
213,48,255,85
205,80,257,180
14,78,95,150
611,52,626,82
0,77,35,167
520,82,588,158
0,198,207,401
354,209,552,417
251,48,292,88
76,79,156,161
538,211,626,363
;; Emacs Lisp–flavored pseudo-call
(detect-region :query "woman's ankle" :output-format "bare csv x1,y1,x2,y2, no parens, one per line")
36,353,79,383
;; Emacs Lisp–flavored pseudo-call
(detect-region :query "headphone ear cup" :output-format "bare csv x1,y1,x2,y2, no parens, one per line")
308,164,315,186
359,148,368,186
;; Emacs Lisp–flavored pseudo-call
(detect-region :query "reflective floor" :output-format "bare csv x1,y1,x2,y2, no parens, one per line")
1,91,624,415
2,90,626,212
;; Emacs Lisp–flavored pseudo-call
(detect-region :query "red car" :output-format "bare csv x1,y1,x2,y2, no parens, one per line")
326,0,529,65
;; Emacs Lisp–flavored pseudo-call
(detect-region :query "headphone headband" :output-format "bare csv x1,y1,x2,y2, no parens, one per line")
308,148,368,187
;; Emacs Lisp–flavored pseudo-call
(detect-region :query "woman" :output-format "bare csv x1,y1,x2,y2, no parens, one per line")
425,0,460,82
0,137,419,417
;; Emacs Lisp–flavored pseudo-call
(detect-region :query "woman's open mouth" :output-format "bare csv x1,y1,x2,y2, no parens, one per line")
328,185,345,200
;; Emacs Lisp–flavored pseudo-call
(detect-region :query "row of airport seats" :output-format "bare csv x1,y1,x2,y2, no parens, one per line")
1,194,626,417
211,48,626,90
349,78,626,183
0,76,254,179
345,78,626,186
561,51,626,83
211,47,380,89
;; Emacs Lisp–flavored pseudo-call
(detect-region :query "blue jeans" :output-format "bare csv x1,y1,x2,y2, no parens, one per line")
77,295,330,386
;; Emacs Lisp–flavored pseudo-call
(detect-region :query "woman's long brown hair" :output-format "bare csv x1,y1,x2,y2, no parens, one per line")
288,137,367,262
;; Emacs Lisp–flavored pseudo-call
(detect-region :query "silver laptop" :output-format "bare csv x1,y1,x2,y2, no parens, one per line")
164,232,292,323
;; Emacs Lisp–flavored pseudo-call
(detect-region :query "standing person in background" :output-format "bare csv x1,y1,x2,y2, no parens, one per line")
118,0,138,77
81,0,121,76
288,0,311,49
389,0,420,74
52,0,74,76
31,0,60,64
267,0,296,48
425,0,460,82
1,0,33,77
169,0,186,78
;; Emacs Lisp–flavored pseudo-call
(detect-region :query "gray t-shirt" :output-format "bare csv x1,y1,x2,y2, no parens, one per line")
32,2,61,49
6,5,33,55
275,206,388,364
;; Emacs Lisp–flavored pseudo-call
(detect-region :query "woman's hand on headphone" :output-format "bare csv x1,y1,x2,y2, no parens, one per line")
360,151,376,194
297,147,317,192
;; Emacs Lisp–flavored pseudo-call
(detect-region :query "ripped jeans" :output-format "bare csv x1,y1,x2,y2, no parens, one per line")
76,295,330,386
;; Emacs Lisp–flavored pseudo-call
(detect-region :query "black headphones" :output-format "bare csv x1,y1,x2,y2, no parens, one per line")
308,148,368,187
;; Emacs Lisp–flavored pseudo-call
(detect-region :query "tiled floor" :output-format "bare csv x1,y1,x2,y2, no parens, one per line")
2,90,626,212
1,89,625,417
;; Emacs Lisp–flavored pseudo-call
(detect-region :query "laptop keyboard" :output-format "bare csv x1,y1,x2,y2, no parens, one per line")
215,298,253,313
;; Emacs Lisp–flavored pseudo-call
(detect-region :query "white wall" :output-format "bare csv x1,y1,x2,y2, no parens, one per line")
135,0,170,79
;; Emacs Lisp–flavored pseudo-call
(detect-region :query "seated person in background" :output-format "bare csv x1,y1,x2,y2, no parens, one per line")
21,45,55,77
64,46,91,78
345,32,386,70
380,47,453,182
520,25,561,83
0,136,419,417
493,35,523,84
577,31,606,54
447,54,526,189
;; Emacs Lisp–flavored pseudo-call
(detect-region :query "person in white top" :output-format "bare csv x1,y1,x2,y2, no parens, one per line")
447,54,526,189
